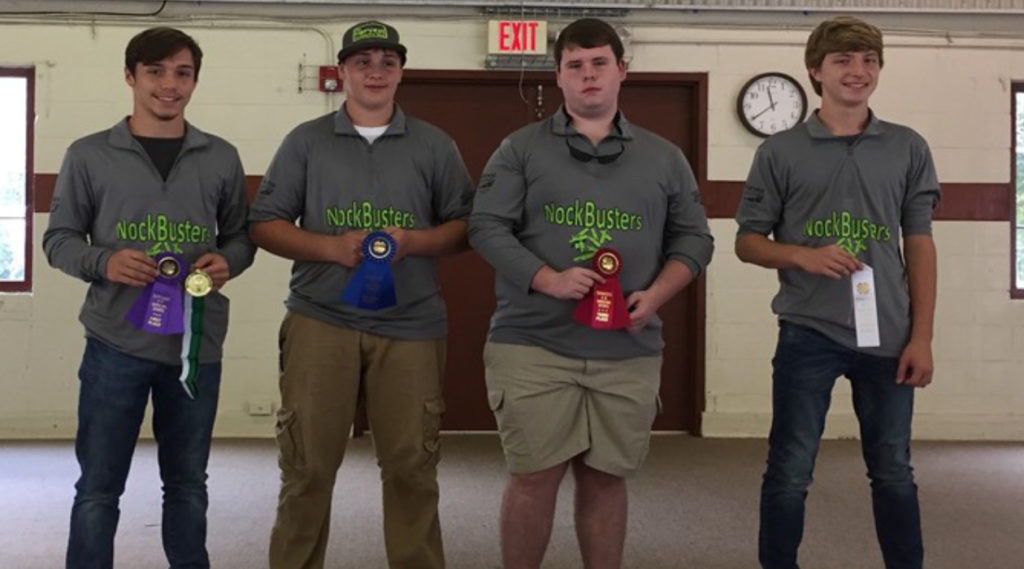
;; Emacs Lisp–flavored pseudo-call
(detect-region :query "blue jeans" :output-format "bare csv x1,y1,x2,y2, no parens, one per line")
66,338,221,569
759,322,922,569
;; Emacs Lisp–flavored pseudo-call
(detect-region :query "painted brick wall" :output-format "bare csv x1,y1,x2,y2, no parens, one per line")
1,18,1021,439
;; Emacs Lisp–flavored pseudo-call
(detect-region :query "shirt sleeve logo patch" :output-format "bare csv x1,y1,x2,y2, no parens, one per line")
478,172,496,193
743,186,765,204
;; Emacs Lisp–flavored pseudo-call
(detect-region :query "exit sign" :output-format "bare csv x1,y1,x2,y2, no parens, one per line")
487,20,547,55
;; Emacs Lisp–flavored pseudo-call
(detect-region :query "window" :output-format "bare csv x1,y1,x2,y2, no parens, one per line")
0,68,33,293
1015,84,1024,297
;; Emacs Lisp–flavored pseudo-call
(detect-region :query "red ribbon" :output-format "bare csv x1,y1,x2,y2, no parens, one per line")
573,248,630,330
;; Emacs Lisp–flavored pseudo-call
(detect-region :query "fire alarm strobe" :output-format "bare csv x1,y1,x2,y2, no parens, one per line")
319,66,340,92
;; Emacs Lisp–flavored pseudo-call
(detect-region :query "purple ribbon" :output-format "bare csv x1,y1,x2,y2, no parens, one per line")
125,253,185,335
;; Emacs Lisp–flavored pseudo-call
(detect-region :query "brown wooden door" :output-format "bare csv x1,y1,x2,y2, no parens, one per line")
396,70,708,432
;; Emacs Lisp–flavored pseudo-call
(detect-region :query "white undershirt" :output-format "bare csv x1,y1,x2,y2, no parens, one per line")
354,124,389,144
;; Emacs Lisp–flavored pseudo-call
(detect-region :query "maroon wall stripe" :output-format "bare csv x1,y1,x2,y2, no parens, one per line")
702,180,1010,221
33,175,264,215
33,174,1010,222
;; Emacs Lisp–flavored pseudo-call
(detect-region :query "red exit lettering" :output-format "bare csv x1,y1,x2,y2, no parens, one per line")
499,21,540,52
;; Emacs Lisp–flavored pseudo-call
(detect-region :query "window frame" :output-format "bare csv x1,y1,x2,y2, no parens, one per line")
0,66,34,293
1013,82,1024,299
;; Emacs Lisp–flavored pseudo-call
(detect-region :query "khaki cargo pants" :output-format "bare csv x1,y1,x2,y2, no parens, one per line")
268,311,446,569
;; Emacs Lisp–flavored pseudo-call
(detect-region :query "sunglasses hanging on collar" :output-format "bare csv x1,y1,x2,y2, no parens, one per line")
565,136,625,164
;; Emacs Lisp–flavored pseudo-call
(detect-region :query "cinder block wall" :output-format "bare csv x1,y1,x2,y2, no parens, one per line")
1,17,1020,440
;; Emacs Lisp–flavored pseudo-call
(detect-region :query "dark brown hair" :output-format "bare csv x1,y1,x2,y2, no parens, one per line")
125,27,203,80
554,18,624,66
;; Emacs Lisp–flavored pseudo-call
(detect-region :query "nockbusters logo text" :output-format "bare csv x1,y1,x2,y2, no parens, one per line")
803,210,891,255
115,214,210,245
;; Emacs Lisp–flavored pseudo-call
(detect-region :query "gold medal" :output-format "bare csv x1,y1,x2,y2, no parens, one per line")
184,269,214,297
369,236,392,259
597,251,619,276
158,256,181,278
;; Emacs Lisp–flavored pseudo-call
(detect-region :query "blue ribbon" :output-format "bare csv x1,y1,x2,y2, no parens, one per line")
341,232,397,310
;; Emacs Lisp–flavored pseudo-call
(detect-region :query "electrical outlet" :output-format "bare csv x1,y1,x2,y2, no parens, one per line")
247,400,273,416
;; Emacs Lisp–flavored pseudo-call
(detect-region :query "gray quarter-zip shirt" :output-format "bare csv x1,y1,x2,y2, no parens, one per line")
43,118,256,365
735,111,941,357
469,107,714,360
248,105,474,339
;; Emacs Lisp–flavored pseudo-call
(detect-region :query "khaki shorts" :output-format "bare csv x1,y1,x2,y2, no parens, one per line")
483,341,662,478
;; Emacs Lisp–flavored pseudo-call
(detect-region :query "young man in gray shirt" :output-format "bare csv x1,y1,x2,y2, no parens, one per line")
43,27,254,569
470,18,713,569
735,17,939,569
249,20,473,569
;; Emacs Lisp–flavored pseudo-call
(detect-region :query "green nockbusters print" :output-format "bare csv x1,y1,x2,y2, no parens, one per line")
803,210,892,256
115,214,211,255
352,25,389,42
570,228,613,262
325,201,416,230
544,199,644,261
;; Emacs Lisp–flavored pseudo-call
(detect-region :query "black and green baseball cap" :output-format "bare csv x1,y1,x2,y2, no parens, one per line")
337,20,407,65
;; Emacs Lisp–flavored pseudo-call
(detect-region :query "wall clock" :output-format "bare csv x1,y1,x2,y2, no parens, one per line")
737,72,808,138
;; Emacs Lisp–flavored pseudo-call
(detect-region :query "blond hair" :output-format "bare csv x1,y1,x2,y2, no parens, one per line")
805,17,884,96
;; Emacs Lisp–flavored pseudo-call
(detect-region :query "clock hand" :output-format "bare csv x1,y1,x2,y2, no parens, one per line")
767,86,776,110
751,105,773,120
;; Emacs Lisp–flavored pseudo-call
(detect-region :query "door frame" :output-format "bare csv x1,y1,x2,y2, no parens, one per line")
381,69,711,433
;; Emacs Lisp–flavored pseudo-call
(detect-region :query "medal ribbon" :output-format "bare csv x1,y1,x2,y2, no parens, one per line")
573,248,631,330
340,232,398,310
125,253,185,335
177,294,205,399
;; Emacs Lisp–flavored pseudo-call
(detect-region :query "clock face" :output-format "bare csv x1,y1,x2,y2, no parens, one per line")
738,73,808,138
